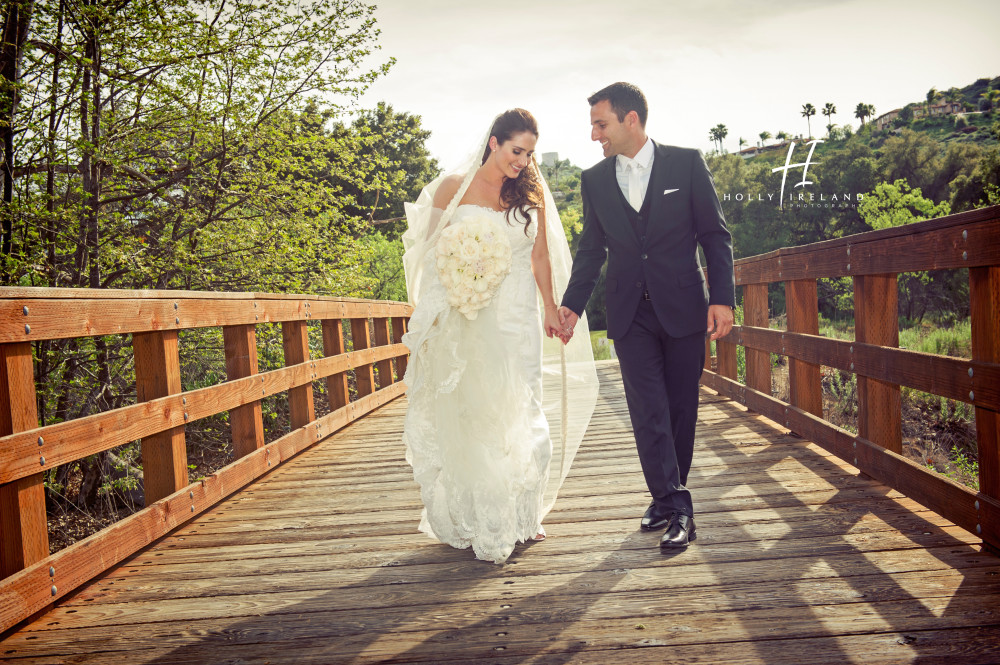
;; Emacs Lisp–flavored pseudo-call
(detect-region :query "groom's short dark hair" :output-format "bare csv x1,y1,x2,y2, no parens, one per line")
588,82,648,127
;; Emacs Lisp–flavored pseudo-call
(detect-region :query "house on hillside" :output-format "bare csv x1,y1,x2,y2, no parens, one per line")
913,101,964,118
874,109,901,132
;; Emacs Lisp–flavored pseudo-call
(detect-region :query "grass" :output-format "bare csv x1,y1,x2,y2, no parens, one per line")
590,330,615,361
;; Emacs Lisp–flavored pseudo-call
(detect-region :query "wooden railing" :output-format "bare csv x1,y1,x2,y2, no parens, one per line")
703,204,1000,553
0,289,411,632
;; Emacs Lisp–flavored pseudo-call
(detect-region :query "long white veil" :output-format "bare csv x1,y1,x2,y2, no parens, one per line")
401,117,599,514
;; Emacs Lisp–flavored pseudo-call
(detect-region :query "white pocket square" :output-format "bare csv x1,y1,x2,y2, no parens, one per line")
664,188,679,195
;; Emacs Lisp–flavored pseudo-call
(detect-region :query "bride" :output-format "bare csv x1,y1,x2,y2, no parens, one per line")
400,109,598,564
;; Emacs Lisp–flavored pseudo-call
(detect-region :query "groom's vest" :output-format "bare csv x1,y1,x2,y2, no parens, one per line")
615,180,654,288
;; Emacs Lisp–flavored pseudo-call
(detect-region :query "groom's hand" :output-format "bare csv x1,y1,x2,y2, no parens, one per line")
707,304,734,341
557,306,579,344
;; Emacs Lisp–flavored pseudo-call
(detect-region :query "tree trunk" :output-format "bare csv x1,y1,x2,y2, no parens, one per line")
0,0,36,279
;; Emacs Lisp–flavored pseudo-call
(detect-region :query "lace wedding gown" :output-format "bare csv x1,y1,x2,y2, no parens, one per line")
402,204,550,564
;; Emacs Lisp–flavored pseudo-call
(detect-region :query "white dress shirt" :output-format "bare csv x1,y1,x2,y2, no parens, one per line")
615,137,654,211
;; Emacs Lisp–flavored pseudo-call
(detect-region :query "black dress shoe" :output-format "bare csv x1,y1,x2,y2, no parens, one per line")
660,513,696,549
640,502,670,531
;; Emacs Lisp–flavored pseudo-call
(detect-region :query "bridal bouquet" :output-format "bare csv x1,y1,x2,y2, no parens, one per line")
436,216,512,320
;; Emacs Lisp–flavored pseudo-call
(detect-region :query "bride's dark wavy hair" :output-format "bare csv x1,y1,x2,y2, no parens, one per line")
481,108,544,233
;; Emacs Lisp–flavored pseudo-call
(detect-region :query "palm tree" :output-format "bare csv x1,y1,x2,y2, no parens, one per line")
855,102,875,126
708,127,719,152
775,130,790,143
801,103,816,137
822,103,837,137
712,123,728,152
738,136,746,152
759,130,772,147
945,87,962,104
926,87,939,114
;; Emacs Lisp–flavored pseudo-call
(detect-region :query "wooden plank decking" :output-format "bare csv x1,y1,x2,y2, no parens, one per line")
2,361,999,664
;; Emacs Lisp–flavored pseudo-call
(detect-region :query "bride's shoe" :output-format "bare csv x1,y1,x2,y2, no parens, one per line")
530,527,546,541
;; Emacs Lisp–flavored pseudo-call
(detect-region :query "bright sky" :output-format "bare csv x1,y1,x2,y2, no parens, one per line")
355,0,1000,170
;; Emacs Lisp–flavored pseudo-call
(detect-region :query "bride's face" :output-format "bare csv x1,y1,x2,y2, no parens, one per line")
491,130,537,180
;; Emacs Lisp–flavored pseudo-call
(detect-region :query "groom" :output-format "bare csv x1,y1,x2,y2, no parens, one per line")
559,82,735,550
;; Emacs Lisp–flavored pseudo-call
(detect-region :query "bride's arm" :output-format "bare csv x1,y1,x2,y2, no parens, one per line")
531,205,568,342
426,175,464,240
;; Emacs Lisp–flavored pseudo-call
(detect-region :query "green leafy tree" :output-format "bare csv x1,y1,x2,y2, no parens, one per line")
854,102,875,126
759,130,772,147
859,179,951,231
331,102,440,238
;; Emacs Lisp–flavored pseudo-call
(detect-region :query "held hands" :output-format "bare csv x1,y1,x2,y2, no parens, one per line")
543,306,571,344
556,306,579,345
706,304,735,341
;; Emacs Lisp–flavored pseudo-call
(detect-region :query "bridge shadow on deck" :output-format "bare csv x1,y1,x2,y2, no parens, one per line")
2,363,999,664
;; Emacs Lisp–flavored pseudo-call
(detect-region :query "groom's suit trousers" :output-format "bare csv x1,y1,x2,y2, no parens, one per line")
614,299,704,517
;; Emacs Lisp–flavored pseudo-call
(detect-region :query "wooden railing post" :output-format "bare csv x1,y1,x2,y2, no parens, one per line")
392,317,408,380
744,283,771,395
704,337,713,371
223,325,265,459
785,279,822,417
971,266,1000,529
717,332,738,381
322,319,350,411
0,342,48,578
281,321,315,428
351,318,375,398
373,317,393,388
854,274,902,453
133,331,187,506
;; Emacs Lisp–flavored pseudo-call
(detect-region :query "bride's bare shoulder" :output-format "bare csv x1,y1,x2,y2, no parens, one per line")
432,174,465,210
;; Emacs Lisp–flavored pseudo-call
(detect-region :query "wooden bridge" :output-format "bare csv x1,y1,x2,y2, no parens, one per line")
1,205,999,663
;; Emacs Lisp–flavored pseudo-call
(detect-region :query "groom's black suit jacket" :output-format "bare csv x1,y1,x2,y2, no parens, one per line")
562,141,735,340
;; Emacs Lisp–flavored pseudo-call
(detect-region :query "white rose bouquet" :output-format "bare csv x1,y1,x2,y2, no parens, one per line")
435,215,512,320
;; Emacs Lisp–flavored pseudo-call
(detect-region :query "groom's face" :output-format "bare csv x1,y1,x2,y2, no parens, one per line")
590,100,631,158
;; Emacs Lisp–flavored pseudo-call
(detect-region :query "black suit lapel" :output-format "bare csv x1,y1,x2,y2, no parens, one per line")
589,156,641,249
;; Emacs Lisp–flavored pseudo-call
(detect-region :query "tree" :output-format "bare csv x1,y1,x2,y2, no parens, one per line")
981,88,1000,112
855,102,875,126
709,123,728,152
801,103,816,137
759,130,772,147
6,0,397,509
822,103,837,137
926,87,940,113
775,130,791,142
0,0,35,278
330,102,440,238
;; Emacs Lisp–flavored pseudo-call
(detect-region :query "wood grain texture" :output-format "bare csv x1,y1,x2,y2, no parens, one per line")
734,205,1000,285
373,318,393,387
281,321,315,429
742,283,771,395
785,279,822,417
0,293,411,343
321,319,350,412
0,381,405,633
132,332,188,505
731,325,1000,411
0,344,46,577
854,274,902,453
0,343,407,485
2,362,998,664
223,325,265,459
392,317,408,379
350,318,375,398
971,265,1000,538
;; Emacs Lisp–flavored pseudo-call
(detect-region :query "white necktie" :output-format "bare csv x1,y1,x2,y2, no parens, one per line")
626,160,642,211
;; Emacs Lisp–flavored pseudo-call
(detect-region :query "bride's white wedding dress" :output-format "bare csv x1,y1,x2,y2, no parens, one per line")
402,204,550,564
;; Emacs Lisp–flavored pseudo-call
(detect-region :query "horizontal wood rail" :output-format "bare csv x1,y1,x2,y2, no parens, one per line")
0,288,412,633
704,204,1000,554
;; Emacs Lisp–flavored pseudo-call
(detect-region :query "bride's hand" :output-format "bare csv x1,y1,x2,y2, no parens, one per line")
543,306,571,344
